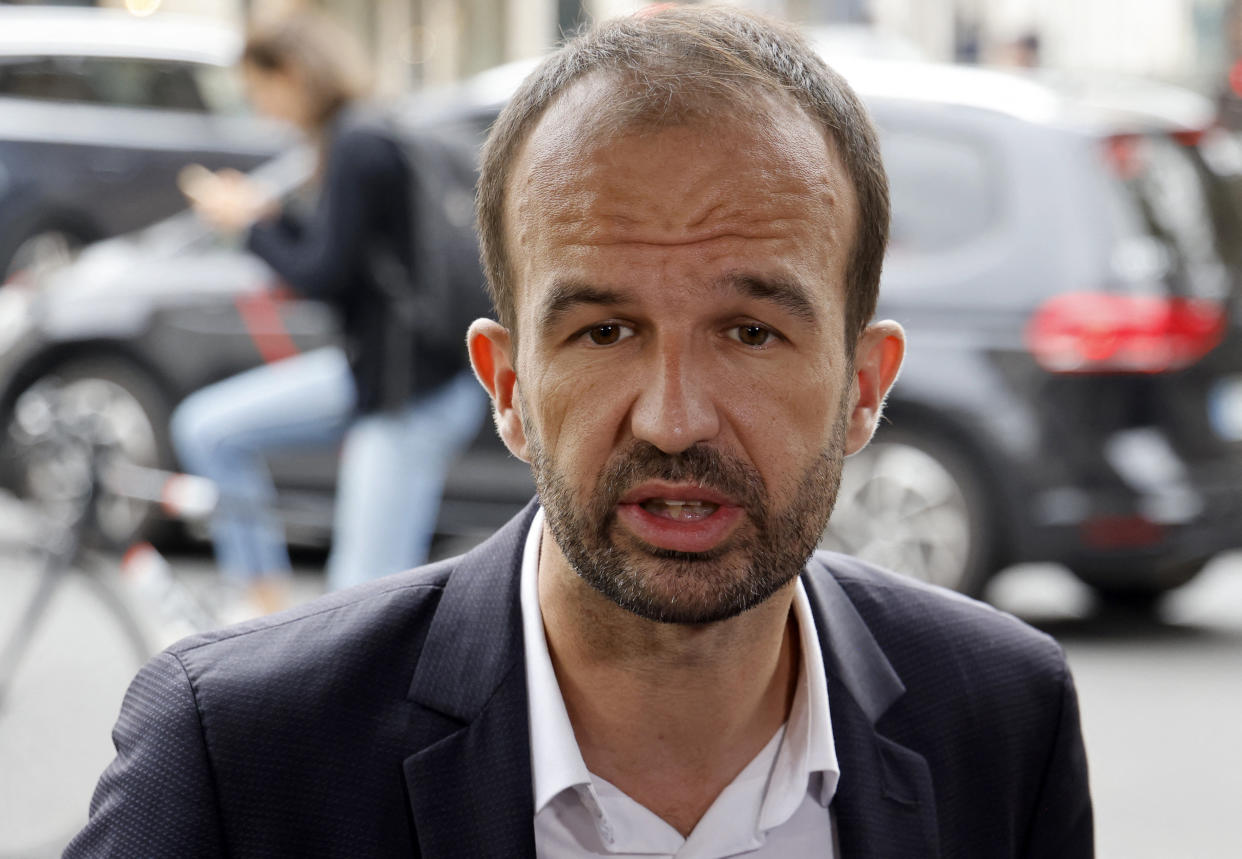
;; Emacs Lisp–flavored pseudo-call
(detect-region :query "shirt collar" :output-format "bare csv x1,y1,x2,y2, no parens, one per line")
520,507,593,814
520,507,840,820
762,571,840,827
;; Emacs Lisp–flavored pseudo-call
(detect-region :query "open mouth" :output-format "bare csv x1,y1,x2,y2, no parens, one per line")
616,483,743,553
639,498,721,521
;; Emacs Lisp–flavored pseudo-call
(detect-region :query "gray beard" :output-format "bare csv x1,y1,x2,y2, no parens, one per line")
526,397,850,625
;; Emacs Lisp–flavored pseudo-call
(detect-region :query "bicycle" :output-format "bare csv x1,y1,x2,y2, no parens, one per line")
0,379,221,857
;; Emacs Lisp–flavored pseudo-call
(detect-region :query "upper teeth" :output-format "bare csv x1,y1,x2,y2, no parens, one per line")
641,499,719,520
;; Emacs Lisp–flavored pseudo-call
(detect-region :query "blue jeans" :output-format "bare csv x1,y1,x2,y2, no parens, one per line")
169,347,486,590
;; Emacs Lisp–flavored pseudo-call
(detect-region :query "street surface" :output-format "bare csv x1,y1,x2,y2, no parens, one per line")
1,550,1239,857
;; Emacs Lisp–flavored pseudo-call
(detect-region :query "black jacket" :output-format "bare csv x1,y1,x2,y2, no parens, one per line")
246,108,463,413
66,501,1093,857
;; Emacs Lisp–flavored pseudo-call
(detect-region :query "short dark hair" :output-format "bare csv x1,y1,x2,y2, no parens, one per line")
476,5,889,347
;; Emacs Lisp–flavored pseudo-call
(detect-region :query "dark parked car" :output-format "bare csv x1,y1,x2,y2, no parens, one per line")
0,5,289,279
2,58,1239,605
820,60,1242,602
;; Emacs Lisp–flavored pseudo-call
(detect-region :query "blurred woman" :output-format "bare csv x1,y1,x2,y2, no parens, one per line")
174,11,485,615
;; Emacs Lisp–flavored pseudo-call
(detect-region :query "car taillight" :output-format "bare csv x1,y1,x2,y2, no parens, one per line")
1103,128,1213,175
1025,292,1227,374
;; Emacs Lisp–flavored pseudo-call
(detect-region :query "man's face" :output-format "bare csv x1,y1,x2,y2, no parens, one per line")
474,79,900,624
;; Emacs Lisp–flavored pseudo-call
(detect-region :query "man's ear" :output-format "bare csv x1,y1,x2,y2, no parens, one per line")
467,318,531,462
844,320,906,455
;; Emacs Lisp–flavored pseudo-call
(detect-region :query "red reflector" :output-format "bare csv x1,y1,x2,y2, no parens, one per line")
1025,293,1227,374
1230,59,1242,99
235,286,300,365
1103,134,1142,180
1171,128,1208,147
1082,515,1165,549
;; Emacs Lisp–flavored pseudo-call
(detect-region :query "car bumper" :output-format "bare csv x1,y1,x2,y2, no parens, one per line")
1016,452,1242,579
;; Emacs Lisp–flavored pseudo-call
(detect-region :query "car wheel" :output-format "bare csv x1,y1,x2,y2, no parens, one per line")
819,428,997,597
7,357,174,546
1071,556,1208,610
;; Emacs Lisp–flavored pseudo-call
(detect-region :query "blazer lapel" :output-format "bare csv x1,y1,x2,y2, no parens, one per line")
803,558,941,858
399,516,940,858
403,502,539,859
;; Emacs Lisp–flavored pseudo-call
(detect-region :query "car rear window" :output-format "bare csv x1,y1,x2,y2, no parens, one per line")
1101,133,1232,302
0,55,207,111
878,128,1000,256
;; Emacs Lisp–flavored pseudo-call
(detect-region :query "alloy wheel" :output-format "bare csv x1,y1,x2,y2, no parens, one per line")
820,437,981,593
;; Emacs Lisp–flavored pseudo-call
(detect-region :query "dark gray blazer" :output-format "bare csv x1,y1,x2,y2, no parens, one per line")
67,501,1092,857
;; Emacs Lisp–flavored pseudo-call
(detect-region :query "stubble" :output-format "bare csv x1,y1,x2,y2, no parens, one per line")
527,394,851,625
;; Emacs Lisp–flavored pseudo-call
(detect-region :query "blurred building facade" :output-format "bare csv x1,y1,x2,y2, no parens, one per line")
885,0,1230,86
16,0,1236,103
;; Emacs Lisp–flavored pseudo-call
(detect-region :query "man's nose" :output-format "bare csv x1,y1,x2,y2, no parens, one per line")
629,339,720,454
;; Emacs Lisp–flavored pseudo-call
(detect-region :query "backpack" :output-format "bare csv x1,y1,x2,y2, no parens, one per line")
367,115,493,409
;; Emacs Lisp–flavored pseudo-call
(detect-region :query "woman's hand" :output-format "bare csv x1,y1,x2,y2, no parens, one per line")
179,165,279,233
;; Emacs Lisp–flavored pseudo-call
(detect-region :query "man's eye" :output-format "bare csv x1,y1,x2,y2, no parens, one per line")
586,324,631,345
733,324,774,347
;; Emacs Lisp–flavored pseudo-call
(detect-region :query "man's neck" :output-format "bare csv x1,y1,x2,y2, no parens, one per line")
538,527,800,837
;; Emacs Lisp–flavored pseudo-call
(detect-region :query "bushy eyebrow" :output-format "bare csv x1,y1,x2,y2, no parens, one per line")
538,282,626,332
722,273,819,325
535,272,820,332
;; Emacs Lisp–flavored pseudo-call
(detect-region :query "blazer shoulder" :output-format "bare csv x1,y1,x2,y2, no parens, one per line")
809,550,1066,675
163,501,535,697
163,557,459,698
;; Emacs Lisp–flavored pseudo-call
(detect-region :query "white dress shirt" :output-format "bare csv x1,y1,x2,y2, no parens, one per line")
521,508,841,858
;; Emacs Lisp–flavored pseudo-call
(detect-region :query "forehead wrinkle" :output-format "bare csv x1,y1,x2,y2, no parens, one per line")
529,166,847,254
589,176,830,227
545,229,813,249
518,114,840,237
533,205,846,254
